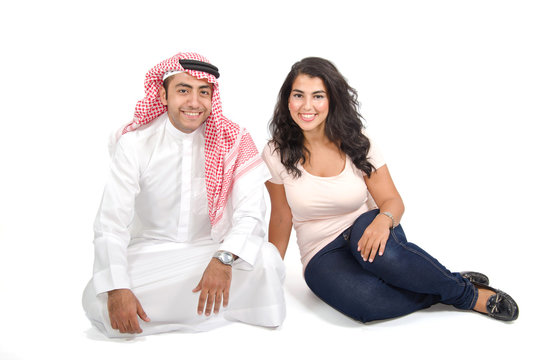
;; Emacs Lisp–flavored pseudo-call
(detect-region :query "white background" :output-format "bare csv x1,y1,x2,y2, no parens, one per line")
0,0,542,359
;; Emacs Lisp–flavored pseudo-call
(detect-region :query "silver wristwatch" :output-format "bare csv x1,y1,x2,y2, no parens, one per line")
213,251,234,266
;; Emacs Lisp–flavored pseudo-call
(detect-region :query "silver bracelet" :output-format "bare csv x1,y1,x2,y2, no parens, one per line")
378,211,395,229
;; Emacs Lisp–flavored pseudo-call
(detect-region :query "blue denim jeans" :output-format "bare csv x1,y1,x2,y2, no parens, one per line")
304,209,477,323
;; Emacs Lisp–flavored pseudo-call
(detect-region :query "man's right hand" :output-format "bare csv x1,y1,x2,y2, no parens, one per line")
107,289,150,334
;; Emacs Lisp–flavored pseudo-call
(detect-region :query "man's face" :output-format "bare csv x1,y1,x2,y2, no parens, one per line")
160,72,213,133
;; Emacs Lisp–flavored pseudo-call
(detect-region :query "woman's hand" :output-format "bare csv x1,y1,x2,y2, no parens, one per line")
357,214,392,262
361,164,404,263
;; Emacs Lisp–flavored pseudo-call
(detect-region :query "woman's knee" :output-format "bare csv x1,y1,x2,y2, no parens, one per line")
321,287,386,323
350,209,380,238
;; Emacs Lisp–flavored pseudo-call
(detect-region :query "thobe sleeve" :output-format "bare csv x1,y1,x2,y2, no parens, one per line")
92,138,140,295
218,161,271,268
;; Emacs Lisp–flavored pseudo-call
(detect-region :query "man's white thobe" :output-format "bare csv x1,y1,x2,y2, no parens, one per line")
82,114,285,337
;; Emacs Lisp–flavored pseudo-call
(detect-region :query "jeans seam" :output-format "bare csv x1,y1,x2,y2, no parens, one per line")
390,228,465,287
469,284,478,309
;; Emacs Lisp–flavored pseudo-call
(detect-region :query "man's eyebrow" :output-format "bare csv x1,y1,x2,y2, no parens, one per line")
174,83,212,90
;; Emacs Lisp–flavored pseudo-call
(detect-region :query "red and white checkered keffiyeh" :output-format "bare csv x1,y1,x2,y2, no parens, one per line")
119,52,262,226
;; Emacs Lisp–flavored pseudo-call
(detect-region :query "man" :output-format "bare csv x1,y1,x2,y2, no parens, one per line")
82,52,285,337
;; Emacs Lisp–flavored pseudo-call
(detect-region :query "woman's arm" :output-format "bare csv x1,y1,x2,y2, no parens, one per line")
359,165,405,262
265,181,293,259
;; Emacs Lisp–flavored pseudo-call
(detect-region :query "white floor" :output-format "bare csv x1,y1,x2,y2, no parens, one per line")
0,232,539,360
1,1,542,359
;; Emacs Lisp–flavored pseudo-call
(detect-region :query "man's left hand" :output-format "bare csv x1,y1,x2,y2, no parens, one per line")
192,258,232,316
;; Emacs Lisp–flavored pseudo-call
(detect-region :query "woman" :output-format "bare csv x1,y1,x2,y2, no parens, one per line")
262,57,518,323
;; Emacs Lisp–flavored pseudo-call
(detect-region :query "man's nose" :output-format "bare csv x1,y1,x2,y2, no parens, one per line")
187,92,200,108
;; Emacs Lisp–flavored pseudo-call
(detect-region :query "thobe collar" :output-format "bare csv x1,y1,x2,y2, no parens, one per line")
165,117,206,141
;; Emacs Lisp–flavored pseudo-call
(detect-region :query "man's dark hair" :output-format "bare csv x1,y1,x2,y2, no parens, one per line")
162,77,174,100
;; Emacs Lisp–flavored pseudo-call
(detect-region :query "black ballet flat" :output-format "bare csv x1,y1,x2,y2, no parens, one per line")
474,283,519,321
460,271,490,286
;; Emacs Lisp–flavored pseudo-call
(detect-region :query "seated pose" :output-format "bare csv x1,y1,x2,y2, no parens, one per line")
82,52,285,338
262,57,518,323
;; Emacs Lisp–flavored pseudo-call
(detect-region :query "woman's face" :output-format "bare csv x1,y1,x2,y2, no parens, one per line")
288,74,329,136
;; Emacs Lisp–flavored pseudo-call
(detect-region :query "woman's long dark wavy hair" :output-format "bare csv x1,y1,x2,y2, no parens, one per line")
269,57,375,178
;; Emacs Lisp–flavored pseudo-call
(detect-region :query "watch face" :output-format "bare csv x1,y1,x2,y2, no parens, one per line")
216,251,233,265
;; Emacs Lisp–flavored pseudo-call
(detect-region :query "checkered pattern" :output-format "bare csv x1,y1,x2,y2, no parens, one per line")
120,52,262,225
211,130,261,225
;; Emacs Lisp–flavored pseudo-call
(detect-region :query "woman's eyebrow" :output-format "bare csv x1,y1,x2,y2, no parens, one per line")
292,89,326,94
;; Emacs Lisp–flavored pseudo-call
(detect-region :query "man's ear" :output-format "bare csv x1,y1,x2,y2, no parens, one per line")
159,85,168,106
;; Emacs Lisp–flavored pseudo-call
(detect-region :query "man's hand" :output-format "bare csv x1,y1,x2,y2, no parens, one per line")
192,258,232,316
107,289,150,334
